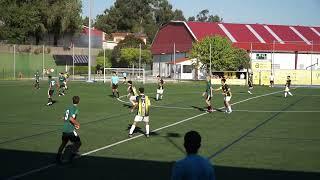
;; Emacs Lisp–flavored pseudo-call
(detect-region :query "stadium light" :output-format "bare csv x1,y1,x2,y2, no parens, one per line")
87,0,93,82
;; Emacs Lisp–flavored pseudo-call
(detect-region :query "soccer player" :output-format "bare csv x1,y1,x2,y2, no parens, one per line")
111,71,120,98
123,72,127,84
56,96,81,164
156,75,164,101
215,78,232,113
47,75,57,106
64,72,69,90
284,76,293,97
58,73,66,96
34,70,40,89
248,73,253,94
269,73,275,87
203,75,213,112
127,80,138,112
128,87,151,138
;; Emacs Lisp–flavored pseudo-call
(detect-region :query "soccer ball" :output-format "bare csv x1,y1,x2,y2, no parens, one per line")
50,69,55,73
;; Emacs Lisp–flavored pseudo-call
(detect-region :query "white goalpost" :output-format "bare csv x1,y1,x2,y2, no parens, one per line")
104,68,145,84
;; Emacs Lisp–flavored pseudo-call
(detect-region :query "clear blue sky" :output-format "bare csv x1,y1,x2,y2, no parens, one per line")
82,0,320,26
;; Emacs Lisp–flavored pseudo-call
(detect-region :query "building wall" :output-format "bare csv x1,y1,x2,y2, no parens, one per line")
251,52,320,70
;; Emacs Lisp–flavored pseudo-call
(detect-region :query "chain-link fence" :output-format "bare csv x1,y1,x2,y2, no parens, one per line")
0,44,101,80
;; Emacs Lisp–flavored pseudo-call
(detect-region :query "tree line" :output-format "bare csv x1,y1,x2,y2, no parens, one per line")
0,0,222,45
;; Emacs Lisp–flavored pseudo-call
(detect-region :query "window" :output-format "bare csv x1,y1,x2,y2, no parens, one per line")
256,54,267,60
183,65,192,73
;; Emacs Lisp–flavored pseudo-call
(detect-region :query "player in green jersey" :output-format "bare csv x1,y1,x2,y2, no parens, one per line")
47,75,58,106
56,96,81,164
34,71,40,89
58,73,67,96
129,87,151,138
202,76,213,112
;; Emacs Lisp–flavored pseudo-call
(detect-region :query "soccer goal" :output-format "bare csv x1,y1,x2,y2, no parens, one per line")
104,68,145,84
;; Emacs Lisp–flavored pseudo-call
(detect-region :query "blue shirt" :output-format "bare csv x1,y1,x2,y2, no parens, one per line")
111,76,119,85
172,154,215,180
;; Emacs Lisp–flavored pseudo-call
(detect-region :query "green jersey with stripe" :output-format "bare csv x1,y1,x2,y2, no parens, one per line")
63,105,79,133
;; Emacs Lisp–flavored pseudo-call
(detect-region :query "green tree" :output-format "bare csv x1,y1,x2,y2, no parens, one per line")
46,0,82,46
96,49,113,71
94,0,185,42
191,36,249,71
191,9,223,22
112,35,148,67
120,48,152,66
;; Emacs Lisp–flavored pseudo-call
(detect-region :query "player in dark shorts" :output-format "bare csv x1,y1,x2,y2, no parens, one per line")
34,71,40,89
215,78,232,114
203,76,213,112
284,76,293,97
111,71,120,98
47,75,57,106
58,73,66,96
248,73,253,94
156,75,165,101
56,96,81,164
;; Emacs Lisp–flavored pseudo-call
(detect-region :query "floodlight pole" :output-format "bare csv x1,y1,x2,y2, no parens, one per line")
87,0,92,82
173,42,176,80
139,43,141,77
72,44,75,80
13,45,16,79
42,45,45,79
209,43,212,76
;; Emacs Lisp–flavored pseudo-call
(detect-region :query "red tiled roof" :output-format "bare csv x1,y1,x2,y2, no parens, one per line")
151,21,320,54
166,57,190,64
82,26,103,36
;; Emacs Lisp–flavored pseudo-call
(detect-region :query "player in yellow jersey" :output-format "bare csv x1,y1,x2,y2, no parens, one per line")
128,87,151,138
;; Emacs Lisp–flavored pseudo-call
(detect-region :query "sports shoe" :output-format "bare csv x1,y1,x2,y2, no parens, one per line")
146,134,150,138
248,91,252,94
207,109,214,113
128,134,133,138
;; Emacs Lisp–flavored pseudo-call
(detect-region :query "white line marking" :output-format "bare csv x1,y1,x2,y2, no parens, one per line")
6,90,283,180
218,24,237,43
310,27,320,37
233,110,320,113
289,26,311,45
246,25,266,43
264,25,285,44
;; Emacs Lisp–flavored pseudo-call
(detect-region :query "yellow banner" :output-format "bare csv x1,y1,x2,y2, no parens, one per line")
252,60,271,71
252,70,320,85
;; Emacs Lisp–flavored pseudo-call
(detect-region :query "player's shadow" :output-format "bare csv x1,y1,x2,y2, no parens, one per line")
163,133,184,154
190,106,206,112
108,95,117,98
52,100,57,104
123,104,131,109
126,124,160,137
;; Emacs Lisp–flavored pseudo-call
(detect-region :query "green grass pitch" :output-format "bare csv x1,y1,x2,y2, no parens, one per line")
0,80,320,180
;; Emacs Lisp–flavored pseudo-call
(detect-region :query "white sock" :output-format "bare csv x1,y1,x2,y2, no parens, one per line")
160,94,163,99
129,125,136,135
156,94,159,100
145,124,150,135
228,106,232,112
285,92,287,97
288,92,293,96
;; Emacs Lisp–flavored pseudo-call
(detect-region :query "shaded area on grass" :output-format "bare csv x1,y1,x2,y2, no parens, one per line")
1,149,320,180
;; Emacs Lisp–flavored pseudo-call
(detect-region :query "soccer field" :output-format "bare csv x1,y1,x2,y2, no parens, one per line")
1,80,320,180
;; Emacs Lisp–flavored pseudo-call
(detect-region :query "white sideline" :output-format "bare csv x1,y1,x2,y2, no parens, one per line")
6,90,283,180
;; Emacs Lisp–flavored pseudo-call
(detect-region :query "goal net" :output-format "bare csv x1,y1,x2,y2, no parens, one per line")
104,68,145,84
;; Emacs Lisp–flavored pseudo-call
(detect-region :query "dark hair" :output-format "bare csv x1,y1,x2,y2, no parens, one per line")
73,96,80,104
128,80,132,84
139,87,144,93
157,75,160,78
48,75,52,79
221,78,226,83
287,76,290,78
184,131,201,154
